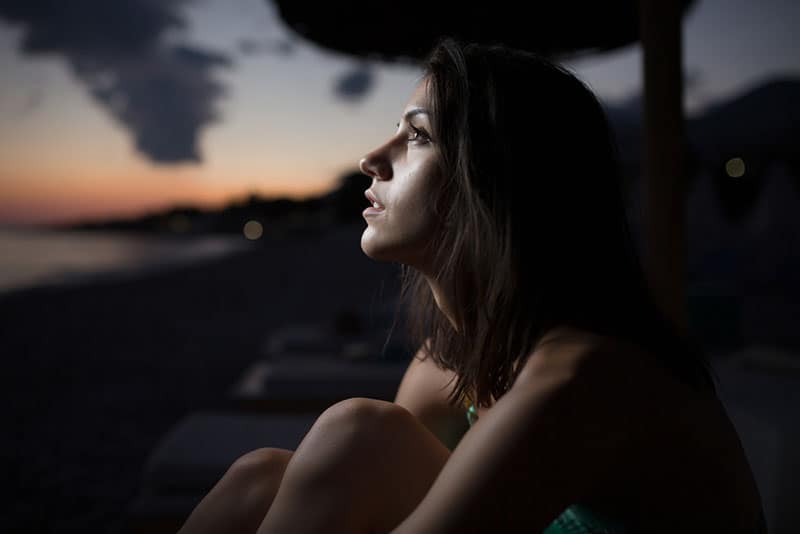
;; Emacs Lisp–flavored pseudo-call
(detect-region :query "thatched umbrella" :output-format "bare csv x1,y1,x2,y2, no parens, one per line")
274,0,695,332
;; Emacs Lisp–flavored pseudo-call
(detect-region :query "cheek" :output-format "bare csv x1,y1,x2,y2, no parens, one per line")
393,180,439,232
396,165,440,211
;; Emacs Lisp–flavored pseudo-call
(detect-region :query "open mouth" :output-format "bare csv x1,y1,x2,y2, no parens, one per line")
363,204,385,216
363,190,386,216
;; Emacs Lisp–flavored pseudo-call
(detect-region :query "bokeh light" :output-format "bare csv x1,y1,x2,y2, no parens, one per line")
243,220,263,240
725,157,746,178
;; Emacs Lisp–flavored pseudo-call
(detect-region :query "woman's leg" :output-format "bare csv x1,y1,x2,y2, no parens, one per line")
178,447,293,534
256,397,451,534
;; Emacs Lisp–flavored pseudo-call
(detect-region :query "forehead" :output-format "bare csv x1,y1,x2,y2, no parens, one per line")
404,77,432,113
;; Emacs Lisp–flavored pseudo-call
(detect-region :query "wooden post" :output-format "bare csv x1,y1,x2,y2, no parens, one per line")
639,0,688,334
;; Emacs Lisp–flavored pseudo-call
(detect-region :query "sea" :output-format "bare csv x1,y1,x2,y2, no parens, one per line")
0,227,250,294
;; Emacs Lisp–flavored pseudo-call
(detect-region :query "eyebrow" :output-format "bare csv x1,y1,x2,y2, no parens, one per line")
403,108,430,121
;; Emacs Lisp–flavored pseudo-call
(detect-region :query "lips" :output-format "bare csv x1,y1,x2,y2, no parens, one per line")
363,189,385,218
364,189,385,210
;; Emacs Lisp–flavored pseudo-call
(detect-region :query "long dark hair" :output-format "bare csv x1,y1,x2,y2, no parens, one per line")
394,37,716,408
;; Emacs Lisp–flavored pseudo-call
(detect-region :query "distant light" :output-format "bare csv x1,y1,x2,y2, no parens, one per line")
243,220,263,240
725,157,746,178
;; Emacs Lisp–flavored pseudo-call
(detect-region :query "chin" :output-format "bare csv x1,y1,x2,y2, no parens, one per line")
361,244,401,264
360,236,413,267
360,231,392,262
360,226,433,269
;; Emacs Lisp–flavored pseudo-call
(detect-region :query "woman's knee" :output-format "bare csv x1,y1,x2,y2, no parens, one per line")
224,447,293,502
324,397,411,426
227,447,292,483
290,398,435,485
264,398,448,533
178,448,293,534
310,398,414,451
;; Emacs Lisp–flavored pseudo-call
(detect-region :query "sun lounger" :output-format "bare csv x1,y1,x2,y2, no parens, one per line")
127,318,411,533
127,411,320,533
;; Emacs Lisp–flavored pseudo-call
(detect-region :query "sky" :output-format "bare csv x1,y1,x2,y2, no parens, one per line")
0,0,797,226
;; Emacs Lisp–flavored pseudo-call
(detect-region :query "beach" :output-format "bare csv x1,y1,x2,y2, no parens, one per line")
3,222,800,532
1,223,403,532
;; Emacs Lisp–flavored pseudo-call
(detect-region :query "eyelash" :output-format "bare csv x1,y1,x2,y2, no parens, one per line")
397,122,431,143
396,122,431,144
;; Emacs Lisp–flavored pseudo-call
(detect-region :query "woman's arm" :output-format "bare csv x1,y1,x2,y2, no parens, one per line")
394,344,470,450
391,343,636,533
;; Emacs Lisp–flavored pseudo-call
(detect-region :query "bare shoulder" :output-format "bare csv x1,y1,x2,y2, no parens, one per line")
511,326,655,449
515,325,634,387
497,327,764,530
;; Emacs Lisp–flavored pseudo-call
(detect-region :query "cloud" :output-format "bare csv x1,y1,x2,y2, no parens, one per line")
333,63,374,102
237,37,296,57
77,45,231,163
0,0,232,164
0,87,44,120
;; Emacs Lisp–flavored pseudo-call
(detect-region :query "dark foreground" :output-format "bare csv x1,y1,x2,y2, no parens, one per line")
3,222,799,532
1,224,402,533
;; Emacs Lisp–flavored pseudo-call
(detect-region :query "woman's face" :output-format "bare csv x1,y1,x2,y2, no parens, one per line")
359,77,444,272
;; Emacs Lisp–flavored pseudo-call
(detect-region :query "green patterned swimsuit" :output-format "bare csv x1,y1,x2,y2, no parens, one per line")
464,404,767,534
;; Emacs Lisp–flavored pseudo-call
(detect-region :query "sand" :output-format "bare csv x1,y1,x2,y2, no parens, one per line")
1,223,404,533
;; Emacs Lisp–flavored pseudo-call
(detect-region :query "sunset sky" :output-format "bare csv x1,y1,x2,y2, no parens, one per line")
1,0,797,226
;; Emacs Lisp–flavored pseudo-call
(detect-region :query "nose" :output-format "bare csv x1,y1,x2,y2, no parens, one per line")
359,149,392,181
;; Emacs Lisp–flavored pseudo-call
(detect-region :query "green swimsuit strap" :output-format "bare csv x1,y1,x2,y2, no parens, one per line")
465,402,479,427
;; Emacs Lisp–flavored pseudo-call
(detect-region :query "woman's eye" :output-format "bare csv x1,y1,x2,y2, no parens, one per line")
406,125,430,144
394,121,430,144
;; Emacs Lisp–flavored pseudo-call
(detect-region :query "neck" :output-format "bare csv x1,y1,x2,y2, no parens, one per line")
424,275,459,333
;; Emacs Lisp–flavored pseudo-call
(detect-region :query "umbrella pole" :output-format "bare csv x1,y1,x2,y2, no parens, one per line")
639,0,688,335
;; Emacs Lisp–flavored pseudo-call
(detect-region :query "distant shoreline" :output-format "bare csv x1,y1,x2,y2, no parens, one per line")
0,228,253,296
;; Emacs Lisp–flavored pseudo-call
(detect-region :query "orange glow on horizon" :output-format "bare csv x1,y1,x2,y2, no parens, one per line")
0,167,342,226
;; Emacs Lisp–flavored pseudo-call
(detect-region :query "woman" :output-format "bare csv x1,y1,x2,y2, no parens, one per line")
179,38,765,533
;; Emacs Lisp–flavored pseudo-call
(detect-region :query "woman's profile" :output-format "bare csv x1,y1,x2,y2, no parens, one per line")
179,38,766,533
